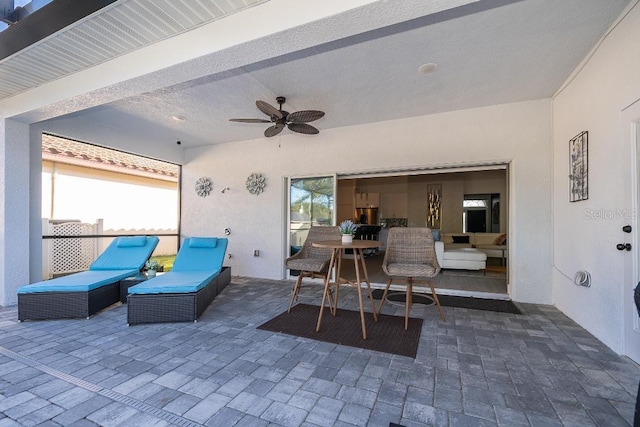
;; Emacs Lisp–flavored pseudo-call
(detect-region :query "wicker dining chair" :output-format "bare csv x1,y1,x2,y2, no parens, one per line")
379,227,445,329
285,225,342,312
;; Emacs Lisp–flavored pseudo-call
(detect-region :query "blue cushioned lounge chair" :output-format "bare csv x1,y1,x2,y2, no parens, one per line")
18,236,159,321
127,237,230,325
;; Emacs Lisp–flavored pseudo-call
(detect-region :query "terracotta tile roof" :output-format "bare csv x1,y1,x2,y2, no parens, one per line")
42,134,179,181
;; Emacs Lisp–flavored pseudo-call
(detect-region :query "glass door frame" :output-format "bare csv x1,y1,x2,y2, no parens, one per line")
285,173,337,279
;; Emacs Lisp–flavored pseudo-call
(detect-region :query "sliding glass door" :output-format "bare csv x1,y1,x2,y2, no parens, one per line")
287,175,336,258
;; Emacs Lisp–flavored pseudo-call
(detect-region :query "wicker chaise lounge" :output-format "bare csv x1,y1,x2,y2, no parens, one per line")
127,236,229,325
18,236,160,321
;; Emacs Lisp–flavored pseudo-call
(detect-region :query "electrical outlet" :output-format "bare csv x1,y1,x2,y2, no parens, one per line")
254,250,260,257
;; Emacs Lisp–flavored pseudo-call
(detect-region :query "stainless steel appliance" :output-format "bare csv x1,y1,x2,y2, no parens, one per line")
355,207,378,225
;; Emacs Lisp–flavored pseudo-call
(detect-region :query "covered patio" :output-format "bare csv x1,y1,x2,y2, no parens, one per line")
1,1,640,424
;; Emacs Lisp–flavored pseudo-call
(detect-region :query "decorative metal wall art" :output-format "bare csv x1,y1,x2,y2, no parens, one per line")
195,177,212,197
246,173,266,195
569,131,588,202
427,184,442,229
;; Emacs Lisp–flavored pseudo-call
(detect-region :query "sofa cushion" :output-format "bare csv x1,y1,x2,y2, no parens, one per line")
493,233,507,245
451,235,470,244
443,248,487,262
476,245,507,259
441,232,507,249
473,233,506,246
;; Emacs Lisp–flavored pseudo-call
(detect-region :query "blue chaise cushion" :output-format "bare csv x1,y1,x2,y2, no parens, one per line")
18,269,139,294
17,236,160,294
171,237,228,272
117,236,148,247
128,271,218,294
189,237,218,248
91,236,160,271
128,237,228,295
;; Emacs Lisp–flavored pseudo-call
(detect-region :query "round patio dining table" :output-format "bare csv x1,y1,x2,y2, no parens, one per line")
312,239,381,340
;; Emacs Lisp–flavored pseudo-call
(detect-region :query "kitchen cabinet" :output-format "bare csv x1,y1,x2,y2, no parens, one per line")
355,192,379,207
338,181,356,222
381,192,408,218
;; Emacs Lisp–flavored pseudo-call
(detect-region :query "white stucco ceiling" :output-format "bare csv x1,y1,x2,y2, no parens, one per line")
1,0,634,150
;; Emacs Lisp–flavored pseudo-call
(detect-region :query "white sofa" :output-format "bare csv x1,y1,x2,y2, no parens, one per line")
440,232,507,260
435,241,486,270
433,232,507,270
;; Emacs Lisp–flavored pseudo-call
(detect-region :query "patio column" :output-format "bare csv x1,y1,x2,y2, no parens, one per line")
0,118,31,306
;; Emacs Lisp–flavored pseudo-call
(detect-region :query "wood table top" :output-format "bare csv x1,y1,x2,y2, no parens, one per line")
312,240,381,249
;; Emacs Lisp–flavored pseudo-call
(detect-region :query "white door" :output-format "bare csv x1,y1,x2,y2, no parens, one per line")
623,103,640,364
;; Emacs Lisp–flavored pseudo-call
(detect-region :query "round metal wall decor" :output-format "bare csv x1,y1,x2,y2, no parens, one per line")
246,173,266,195
195,177,212,197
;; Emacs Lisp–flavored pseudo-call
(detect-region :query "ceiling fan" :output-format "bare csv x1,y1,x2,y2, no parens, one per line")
230,96,325,137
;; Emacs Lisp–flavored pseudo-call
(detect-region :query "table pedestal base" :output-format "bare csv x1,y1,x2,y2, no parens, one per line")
316,243,379,340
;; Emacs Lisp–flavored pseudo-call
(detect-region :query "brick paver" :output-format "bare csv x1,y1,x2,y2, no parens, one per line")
0,276,638,426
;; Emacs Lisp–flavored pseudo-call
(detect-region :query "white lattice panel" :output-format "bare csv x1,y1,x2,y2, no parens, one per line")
49,222,98,278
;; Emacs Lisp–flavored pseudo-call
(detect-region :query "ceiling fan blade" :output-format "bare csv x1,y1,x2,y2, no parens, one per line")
288,123,319,135
256,100,283,119
287,110,325,123
229,118,271,123
264,124,285,137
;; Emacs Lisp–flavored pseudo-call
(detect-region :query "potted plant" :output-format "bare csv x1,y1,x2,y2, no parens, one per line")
339,220,357,244
145,260,162,278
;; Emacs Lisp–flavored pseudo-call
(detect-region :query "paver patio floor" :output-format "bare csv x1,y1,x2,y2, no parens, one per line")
0,276,638,426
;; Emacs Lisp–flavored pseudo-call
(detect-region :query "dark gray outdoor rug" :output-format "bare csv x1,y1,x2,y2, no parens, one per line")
372,289,522,314
258,303,423,358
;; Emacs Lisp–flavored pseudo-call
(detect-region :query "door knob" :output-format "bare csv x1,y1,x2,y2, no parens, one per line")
616,243,632,251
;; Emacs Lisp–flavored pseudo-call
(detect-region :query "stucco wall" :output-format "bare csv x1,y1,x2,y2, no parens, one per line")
1,119,31,306
182,99,553,304
552,3,640,352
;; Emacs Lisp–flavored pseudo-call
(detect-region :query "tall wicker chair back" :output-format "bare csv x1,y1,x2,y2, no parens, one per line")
379,227,445,329
285,226,342,312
